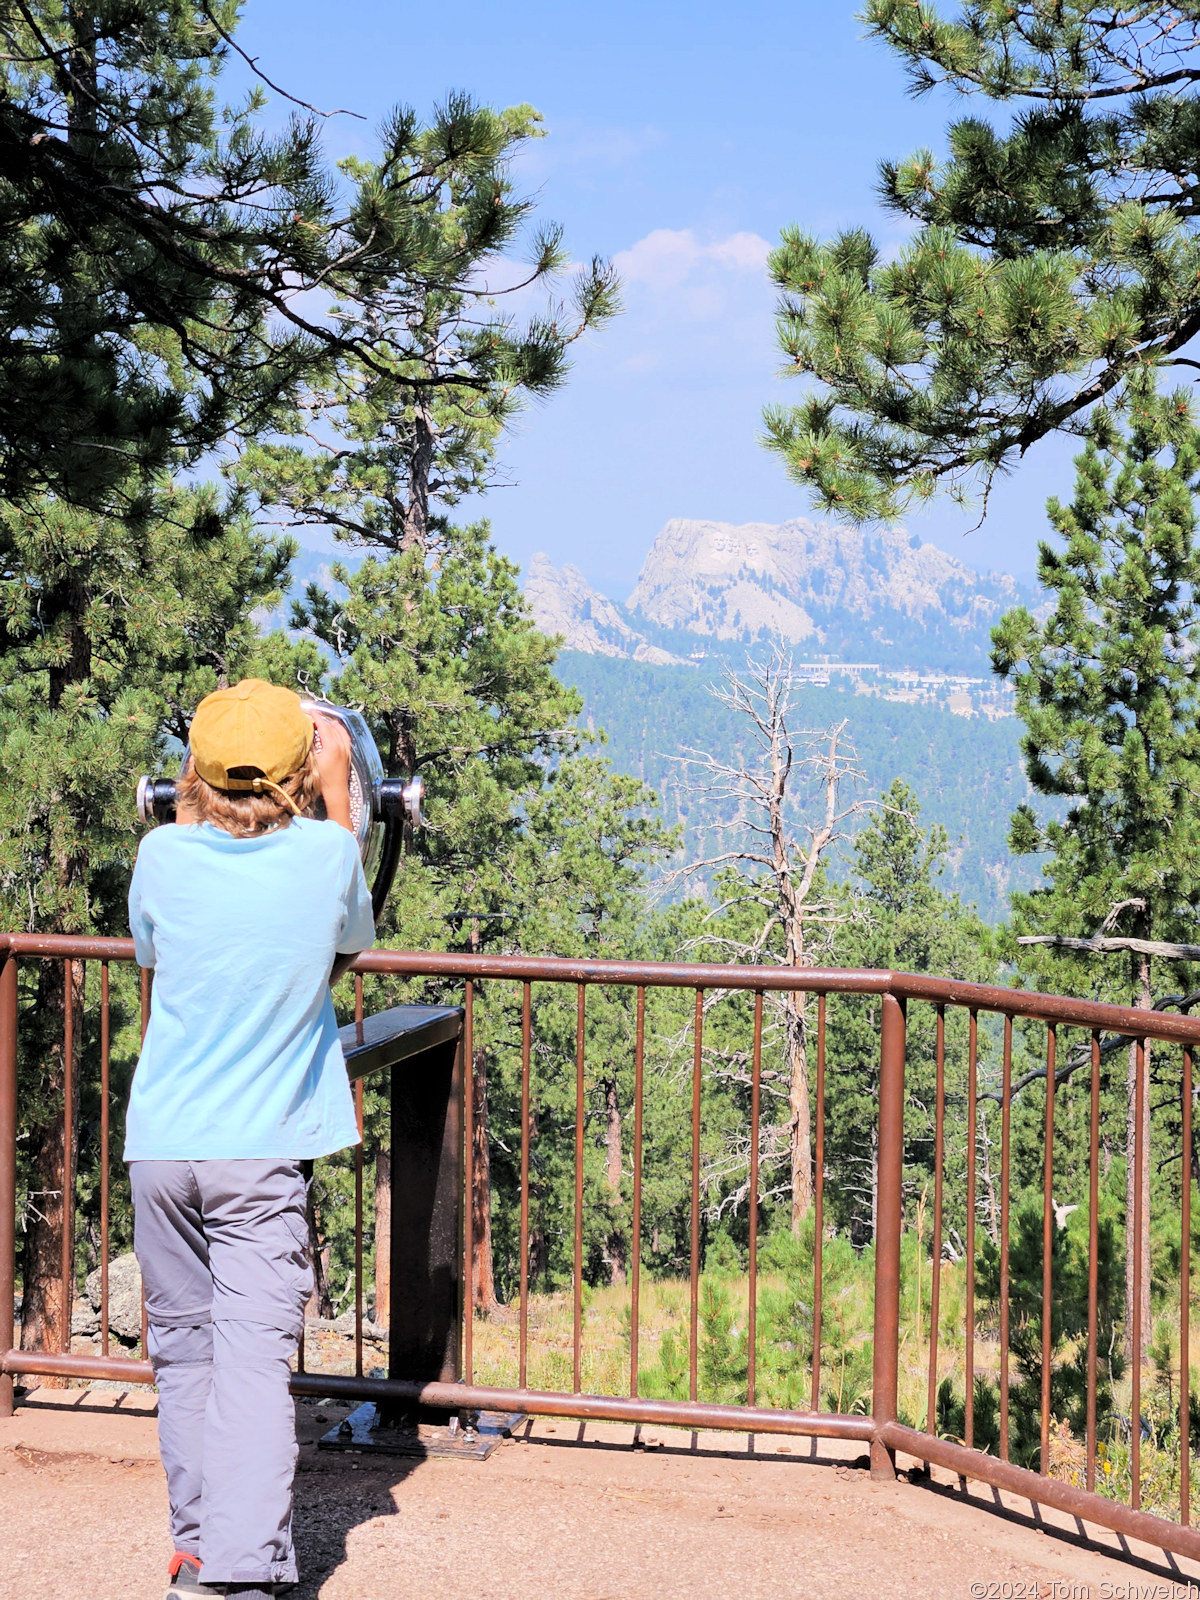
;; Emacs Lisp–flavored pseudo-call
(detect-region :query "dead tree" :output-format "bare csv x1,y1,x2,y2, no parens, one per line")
672,645,868,1230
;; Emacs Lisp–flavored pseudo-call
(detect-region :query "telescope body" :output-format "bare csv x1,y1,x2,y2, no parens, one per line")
135,698,423,917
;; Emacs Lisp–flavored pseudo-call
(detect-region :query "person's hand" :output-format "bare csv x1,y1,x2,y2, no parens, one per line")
311,711,354,832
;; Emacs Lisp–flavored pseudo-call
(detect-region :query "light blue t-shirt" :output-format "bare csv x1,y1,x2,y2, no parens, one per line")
124,817,375,1161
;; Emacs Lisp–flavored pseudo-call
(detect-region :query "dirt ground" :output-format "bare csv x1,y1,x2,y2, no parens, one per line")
4,1386,1200,1600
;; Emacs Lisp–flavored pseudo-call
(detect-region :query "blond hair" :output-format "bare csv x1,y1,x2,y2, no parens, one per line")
177,750,321,838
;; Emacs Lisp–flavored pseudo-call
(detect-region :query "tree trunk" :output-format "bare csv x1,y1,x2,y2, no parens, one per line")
470,1046,500,1314
373,1141,390,1327
787,993,813,1231
19,881,85,1387
605,1075,626,1285
1124,949,1153,1361
386,706,418,780
306,1179,335,1320
978,1104,1000,1245
401,400,435,554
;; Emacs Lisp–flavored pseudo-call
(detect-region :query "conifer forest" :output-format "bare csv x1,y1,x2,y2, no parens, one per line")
14,0,1200,1524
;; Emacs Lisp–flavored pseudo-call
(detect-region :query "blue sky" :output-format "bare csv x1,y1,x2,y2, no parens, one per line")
232,0,1072,594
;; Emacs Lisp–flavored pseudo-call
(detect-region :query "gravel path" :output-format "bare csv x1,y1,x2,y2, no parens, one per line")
3,1387,1198,1600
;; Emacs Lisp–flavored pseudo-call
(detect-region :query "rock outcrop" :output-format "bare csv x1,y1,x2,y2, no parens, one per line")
525,553,642,657
525,517,1030,669
627,517,1022,644
84,1251,143,1343
524,553,688,665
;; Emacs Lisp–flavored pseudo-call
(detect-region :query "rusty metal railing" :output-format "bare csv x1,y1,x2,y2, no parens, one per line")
6,934,1200,1565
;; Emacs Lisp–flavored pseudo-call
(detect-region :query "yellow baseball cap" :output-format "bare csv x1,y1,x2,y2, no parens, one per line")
189,679,314,792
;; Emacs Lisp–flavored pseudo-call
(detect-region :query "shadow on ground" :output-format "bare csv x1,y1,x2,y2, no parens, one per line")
7,1388,1200,1600
291,1399,423,1597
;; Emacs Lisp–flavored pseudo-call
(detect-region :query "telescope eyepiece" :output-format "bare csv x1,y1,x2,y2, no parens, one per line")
137,776,178,825
378,776,423,830
402,775,424,830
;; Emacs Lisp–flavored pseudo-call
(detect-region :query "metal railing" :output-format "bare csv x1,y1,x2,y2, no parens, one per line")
4,934,1200,1564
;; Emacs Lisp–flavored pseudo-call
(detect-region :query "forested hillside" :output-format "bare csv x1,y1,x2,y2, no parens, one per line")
561,651,1045,920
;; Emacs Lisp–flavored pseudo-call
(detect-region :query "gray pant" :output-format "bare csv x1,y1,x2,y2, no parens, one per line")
130,1159,314,1587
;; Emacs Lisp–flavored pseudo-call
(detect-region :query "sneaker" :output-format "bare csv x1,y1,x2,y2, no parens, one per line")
164,1553,210,1596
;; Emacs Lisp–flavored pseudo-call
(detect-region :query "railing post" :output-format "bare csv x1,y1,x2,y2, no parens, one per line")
871,990,906,1480
0,952,17,1418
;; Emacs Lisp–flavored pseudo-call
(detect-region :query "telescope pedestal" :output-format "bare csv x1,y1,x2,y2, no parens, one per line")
318,1003,522,1459
322,1401,520,1460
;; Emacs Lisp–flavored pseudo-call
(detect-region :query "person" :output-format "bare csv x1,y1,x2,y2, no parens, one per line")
124,678,376,1599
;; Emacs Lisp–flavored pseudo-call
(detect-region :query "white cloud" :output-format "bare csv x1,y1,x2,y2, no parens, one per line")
613,228,772,294
708,232,773,273
555,124,666,169
516,122,667,183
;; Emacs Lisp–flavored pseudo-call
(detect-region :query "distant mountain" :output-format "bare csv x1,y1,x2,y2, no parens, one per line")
527,516,1035,672
523,554,685,665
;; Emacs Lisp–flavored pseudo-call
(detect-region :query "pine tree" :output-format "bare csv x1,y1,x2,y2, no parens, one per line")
992,379,1200,1354
238,95,635,1313
296,523,585,936
0,3,350,1358
0,24,620,1350
763,4,1200,520
0,486,313,1354
825,779,991,1241
242,92,619,784
241,97,618,562
0,11,567,513
975,1198,1124,1470
478,759,676,1298
0,1,349,510
289,527,678,1312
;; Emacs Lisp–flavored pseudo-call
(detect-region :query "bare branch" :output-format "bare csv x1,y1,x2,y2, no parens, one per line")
1017,933,1200,961
668,640,876,1228
199,2,367,120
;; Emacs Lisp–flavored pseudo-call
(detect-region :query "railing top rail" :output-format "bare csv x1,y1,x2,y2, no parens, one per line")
887,971,1200,1043
3,933,138,961
353,947,895,996
5,933,1200,1045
